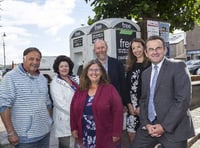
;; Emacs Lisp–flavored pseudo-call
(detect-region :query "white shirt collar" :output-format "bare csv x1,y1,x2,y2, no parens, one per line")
151,57,165,72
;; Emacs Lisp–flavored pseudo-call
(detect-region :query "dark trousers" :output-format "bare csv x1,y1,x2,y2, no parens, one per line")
58,136,76,148
130,128,187,148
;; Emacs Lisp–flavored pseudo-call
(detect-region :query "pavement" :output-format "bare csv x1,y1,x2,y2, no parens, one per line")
188,107,200,148
0,107,200,148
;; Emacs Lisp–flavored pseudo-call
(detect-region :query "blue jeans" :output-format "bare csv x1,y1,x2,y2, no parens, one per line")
15,133,50,148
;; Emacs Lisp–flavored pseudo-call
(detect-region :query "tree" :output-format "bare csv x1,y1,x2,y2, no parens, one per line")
85,0,200,38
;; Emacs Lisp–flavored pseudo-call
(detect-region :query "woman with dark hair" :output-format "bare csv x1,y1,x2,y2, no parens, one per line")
50,55,79,148
125,38,151,144
70,60,123,148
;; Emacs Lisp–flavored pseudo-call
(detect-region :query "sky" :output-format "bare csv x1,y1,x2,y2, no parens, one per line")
0,0,94,65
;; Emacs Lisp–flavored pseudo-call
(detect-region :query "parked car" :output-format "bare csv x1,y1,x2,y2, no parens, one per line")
197,68,200,75
0,70,3,81
186,59,200,75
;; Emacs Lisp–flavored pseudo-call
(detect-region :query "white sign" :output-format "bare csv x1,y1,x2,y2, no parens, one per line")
147,20,159,37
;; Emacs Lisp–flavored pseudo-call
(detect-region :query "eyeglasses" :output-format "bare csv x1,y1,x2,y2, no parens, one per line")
88,68,101,73
147,46,163,52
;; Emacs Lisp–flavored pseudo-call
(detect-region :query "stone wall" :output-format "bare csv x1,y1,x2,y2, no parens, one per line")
191,81,200,110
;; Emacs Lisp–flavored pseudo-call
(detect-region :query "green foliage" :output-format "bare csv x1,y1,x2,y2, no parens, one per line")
85,0,200,32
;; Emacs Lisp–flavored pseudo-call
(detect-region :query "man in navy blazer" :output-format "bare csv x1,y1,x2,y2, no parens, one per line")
93,39,128,147
131,35,195,148
93,39,126,106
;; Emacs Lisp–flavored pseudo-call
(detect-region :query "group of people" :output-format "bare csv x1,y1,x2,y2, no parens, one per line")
0,35,195,148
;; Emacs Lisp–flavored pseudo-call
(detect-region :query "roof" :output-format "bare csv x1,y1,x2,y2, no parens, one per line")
169,32,186,44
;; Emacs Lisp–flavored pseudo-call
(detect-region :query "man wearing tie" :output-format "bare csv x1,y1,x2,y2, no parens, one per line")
131,35,195,148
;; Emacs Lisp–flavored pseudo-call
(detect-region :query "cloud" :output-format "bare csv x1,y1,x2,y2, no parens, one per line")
0,0,94,66
0,0,79,65
2,0,76,34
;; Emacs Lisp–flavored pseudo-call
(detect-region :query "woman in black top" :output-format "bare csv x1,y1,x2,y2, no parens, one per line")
125,38,150,144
